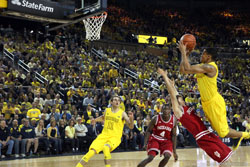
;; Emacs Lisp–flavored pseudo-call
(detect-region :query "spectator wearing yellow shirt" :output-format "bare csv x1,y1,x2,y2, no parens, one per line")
31,78,40,87
65,119,78,152
2,103,15,120
137,98,146,109
77,86,86,98
82,78,92,88
108,67,118,79
154,102,161,113
156,95,166,105
27,103,41,121
67,87,76,100
130,95,138,105
21,96,32,115
185,93,194,105
233,110,241,119
4,77,14,87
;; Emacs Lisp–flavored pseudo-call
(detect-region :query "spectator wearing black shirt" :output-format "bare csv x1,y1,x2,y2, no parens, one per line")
133,118,145,150
35,120,50,154
83,104,96,124
86,117,97,145
20,119,39,156
10,119,22,158
0,120,14,158
47,119,62,154
58,119,66,140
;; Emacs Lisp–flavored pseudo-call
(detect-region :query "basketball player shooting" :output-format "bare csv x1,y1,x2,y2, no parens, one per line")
75,95,134,167
177,41,250,150
158,68,233,166
137,103,178,167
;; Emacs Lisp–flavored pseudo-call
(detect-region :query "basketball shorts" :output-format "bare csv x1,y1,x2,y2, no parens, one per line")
89,134,121,154
197,132,232,164
202,93,229,137
147,136,173,157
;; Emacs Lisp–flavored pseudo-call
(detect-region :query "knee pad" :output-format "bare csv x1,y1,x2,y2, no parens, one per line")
103,145,111,160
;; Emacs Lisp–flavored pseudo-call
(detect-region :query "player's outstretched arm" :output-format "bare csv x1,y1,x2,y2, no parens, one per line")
177,41,216,74
143,116,157,150
123,111,134,129
157,68,183,119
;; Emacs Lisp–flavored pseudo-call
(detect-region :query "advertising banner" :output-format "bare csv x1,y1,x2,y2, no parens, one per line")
8,0,73,19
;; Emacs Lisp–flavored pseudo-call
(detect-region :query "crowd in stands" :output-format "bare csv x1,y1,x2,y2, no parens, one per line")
0,6,250,159
102,5,250,50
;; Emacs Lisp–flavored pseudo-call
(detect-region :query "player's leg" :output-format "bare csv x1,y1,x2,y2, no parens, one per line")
202,95,250,140
76,135,105,167
137,154,155,167
137,137,159,167
158,152,171,167
103,144,112,167
196,133,233,164
76,148,97,167
103,138,123,167
158,140,173,167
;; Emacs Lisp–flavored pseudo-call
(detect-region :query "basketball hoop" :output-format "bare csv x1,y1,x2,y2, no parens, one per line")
83,12,107,41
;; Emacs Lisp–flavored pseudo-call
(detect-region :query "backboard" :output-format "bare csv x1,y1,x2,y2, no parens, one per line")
0,0,107,31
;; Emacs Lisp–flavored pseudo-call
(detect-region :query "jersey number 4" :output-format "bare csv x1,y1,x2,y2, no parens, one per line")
160,131,165,137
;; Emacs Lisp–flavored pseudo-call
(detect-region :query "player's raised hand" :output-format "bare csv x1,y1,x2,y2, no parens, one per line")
157,68,168,76
177,40,187,56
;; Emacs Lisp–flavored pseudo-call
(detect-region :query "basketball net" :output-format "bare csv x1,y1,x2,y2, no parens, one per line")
83,12,107,41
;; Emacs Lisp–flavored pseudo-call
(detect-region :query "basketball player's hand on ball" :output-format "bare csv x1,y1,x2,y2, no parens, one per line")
173,152,178,162
177,40,187,56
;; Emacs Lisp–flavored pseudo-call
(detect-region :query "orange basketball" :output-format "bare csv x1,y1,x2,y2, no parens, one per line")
180,34,196,51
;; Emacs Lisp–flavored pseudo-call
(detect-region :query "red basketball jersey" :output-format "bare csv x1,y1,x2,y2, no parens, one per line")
151,114,175,141
178,106,208,138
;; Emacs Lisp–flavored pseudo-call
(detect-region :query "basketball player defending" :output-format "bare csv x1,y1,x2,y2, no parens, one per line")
76,95,134,167
177,41,250,150
137,104,178,167
158,68,232,165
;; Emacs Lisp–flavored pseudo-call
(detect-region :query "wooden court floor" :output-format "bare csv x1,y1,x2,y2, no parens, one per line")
1,146,250,167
